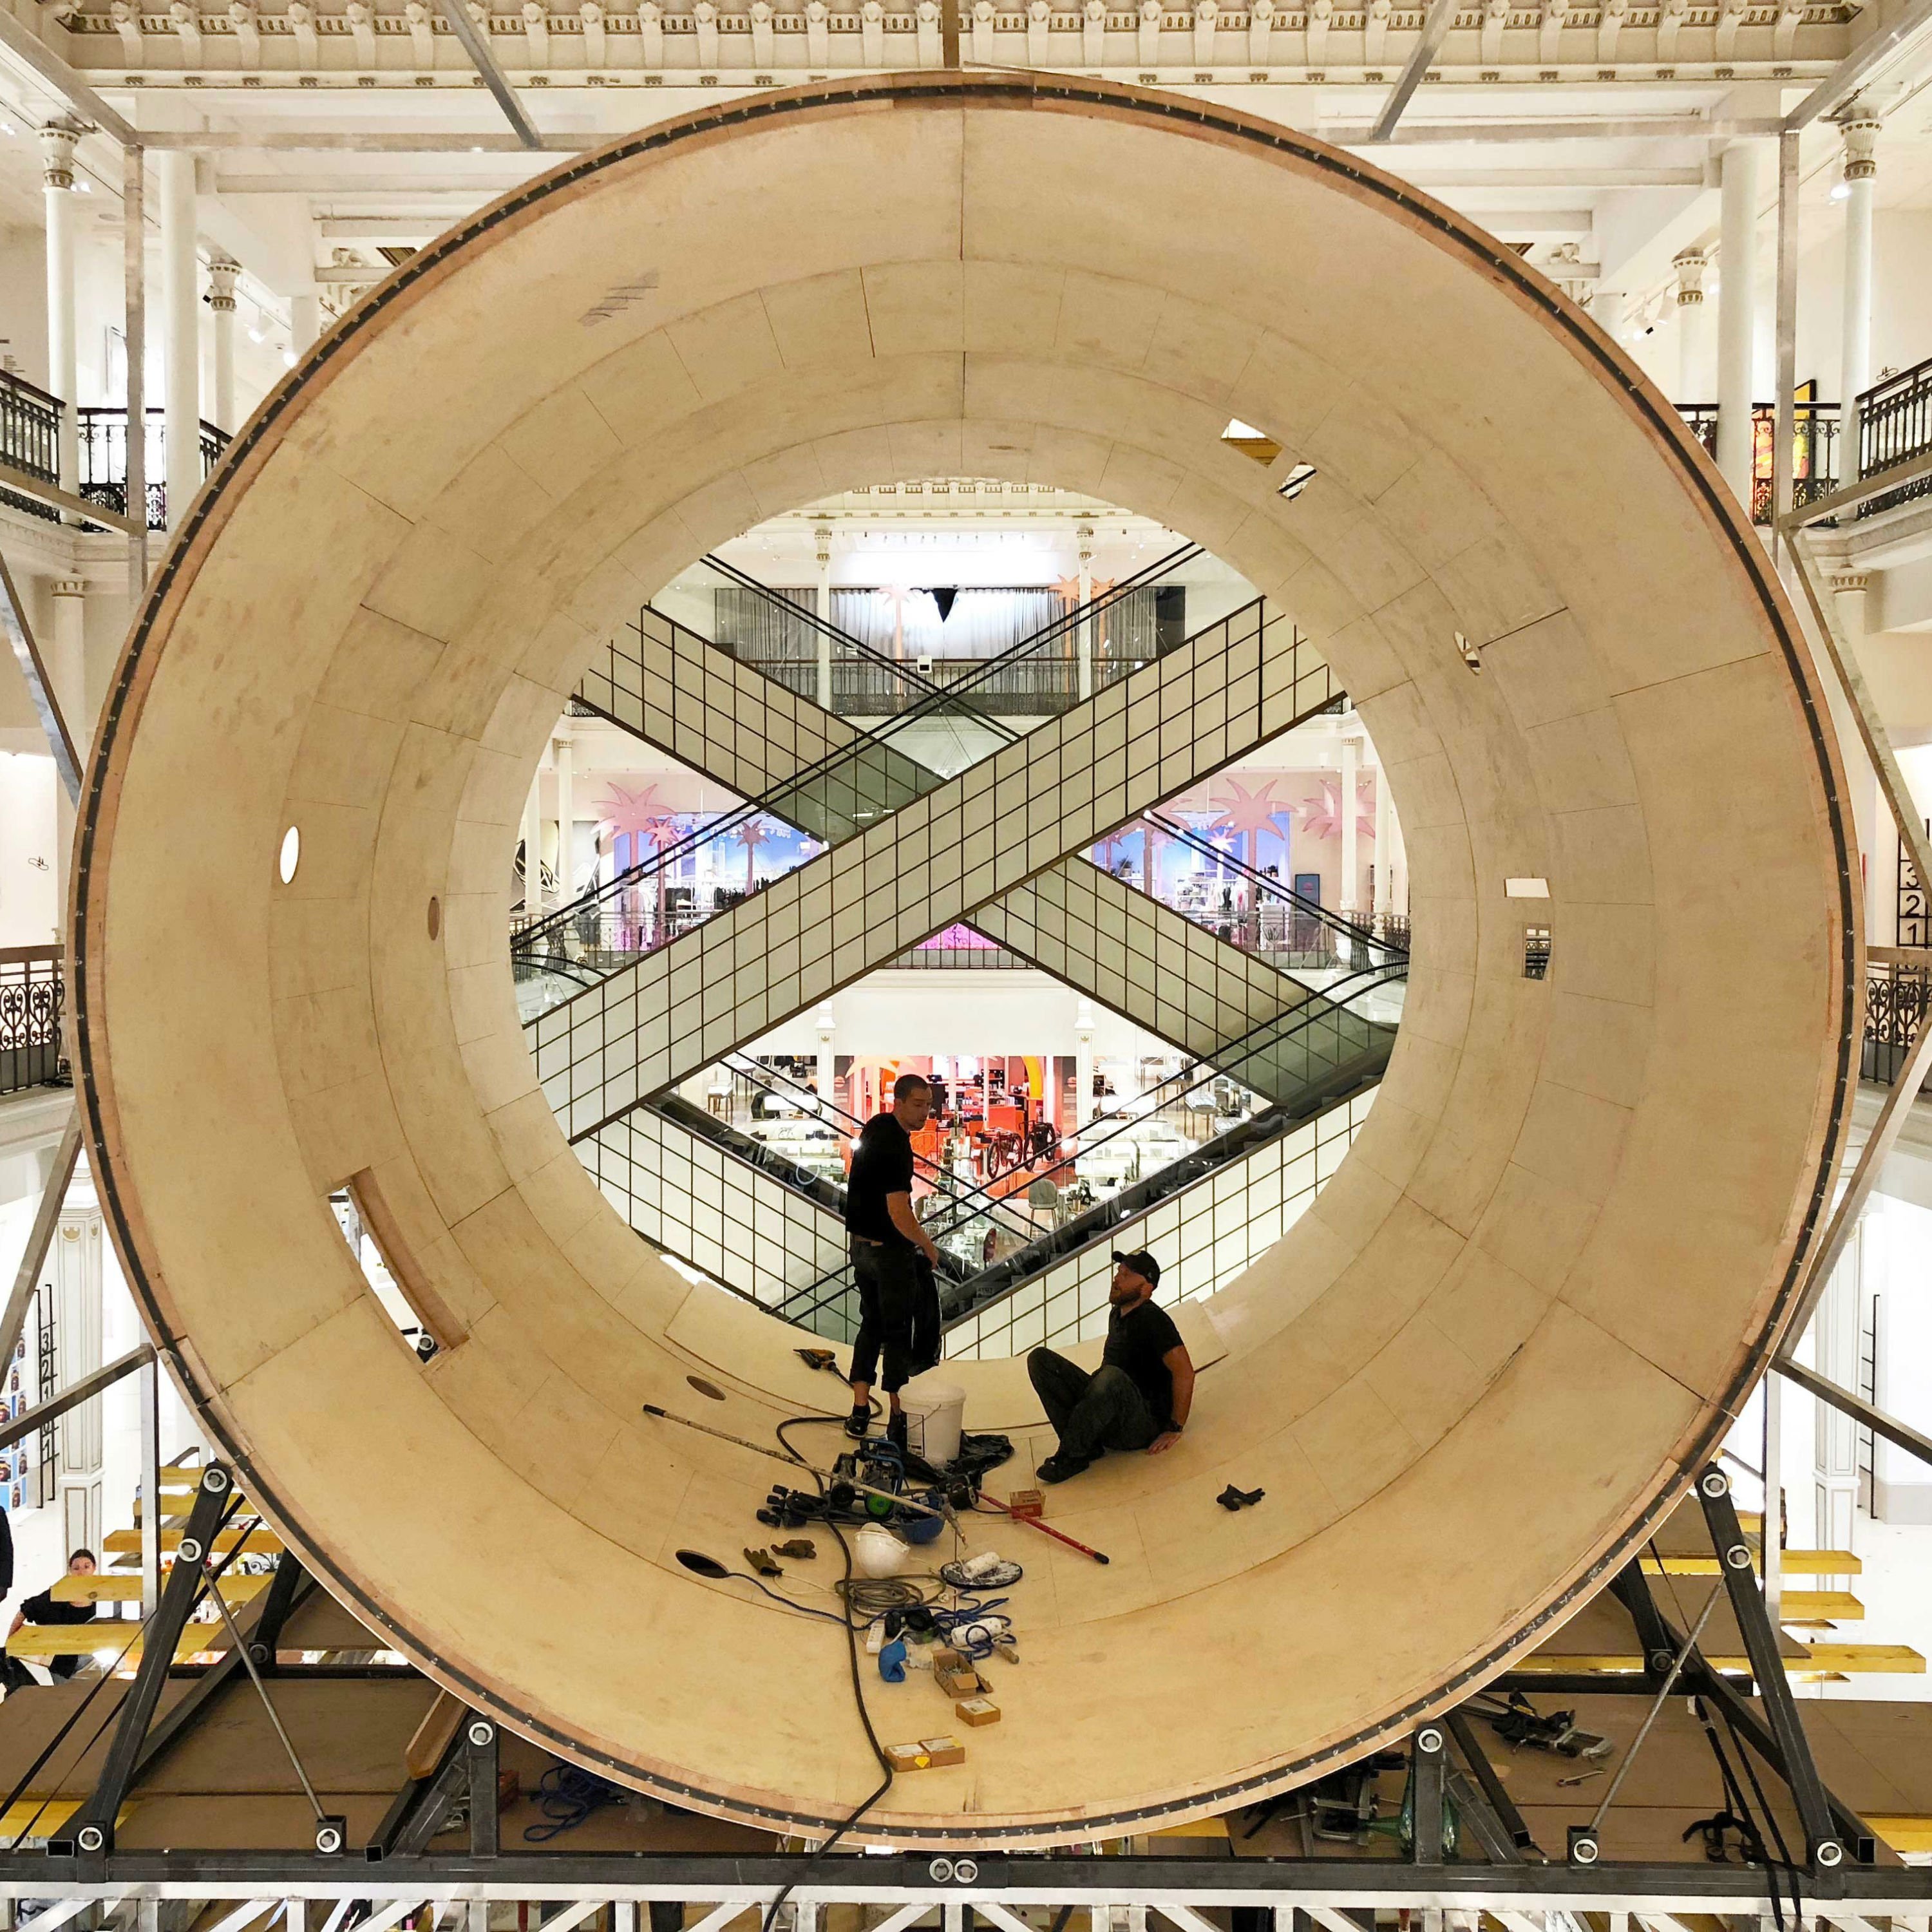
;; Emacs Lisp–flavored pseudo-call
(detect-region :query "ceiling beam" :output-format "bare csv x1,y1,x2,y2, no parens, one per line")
0,12,140,144
1368,0,1461,141
1332,113,1784,144
1784,0,1932,126
431,0,543,148
147,129,576,152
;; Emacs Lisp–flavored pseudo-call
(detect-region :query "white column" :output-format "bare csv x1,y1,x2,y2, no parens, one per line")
1340,731,1361,916
1372,750,1391,923
553,729,574,900
1075,522,1094,702
1074,1012,1095,1133
158,149,202,529
815,1011,835,1108
1587,285,1626,343
1810,1226,1862,1553
207,254,240,433
1716,140,1761,510
814,524,833,712
290,290,321,354
1673,247,1709,400
1837,115,1879,482
50,580,88,938
522,769,544,912
39,120,82,515
55,1157,106,1557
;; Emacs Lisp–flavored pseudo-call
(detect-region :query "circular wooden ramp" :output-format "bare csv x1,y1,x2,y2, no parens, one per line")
75,75,1854,1845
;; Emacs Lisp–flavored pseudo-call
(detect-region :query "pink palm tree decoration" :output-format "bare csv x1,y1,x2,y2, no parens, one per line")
874,583,918,660
735,814,774,891
596,782,662,871
1211,778,1287,871
1296,781,1379,844
638,811,681,943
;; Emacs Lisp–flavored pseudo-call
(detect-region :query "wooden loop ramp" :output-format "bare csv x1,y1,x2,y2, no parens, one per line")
73,73,1855,1844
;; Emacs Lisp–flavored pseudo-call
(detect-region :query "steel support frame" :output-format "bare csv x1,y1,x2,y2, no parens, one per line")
5,1859,1932,1908
58,1465,236,1861
1607,1530,1876,1864
1692,1466,1842,1877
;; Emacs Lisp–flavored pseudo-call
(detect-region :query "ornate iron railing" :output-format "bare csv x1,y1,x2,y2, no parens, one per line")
0,370,63,525
77,408,229,531
1862,955,1930,1089
1859,353,1932,519
0,947,66,1097
1676,401,1839,526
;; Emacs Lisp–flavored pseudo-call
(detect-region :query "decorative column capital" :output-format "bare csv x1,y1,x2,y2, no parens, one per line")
51,578,88,600
1076,520,1094,562
1828,570,1870,596
813,522,832,566
206,254,242,313
1672,247,1707,305
39,118,85,192
1840,112,1880,182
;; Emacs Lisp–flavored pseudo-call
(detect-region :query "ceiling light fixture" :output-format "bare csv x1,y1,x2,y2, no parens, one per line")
1830,180,1852,201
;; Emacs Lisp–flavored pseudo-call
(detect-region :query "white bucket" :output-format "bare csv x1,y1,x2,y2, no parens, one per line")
899,1374,967,1466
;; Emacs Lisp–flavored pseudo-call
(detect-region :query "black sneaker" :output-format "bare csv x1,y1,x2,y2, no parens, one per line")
844,1405,870,1439
1037,1453,1090,1484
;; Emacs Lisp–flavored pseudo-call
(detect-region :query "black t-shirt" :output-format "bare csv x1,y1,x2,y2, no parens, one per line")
844,1113,915,1247
1103,1297,1185,1430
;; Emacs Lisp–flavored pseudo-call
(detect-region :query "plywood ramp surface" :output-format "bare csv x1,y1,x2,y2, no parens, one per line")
75,73,1853,1843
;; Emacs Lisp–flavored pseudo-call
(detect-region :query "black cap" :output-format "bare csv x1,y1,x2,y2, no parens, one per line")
1112,1249,1161,1290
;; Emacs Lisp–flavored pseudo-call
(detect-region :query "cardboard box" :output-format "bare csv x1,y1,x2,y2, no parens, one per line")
887,1736,967,1770
935,1665,985,1698
1006,1490,1045,1522
955,1698,1001,1727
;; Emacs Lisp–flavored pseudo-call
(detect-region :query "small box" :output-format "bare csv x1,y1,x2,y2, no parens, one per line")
887,1736,967,1770
935,1664,983,1698
1007,1489,1045,1522
931,1647,967,1672
956,1697,1001,1727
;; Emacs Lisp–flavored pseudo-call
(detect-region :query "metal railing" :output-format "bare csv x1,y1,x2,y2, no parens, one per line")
0,948,66,1097
1863,956,1929,1089
77,407,229,532
1676,401,1839,526
0,372,62,524
1859,353,1932,519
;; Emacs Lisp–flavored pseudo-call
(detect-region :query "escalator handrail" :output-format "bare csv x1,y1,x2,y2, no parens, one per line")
518,582,1269,966
773,959,1406,1324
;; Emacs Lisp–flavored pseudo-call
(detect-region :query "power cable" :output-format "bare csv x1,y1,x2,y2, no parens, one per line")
757,1412,899,1932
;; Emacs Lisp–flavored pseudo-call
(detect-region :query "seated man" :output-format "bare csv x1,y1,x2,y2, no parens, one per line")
1027,1251,1193,1482
4,1548,100,1688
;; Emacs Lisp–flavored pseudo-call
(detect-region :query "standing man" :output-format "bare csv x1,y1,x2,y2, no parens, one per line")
1027,1251,1193,1482
846,1072,943,1448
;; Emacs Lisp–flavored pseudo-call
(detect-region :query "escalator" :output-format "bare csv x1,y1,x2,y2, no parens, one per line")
775,957,1404,1342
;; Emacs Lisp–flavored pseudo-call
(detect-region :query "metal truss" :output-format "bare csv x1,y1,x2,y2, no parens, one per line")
2,1859,1931,1912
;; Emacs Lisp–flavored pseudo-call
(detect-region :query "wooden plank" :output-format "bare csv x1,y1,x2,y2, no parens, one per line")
102,1526,283,1556
1803,1643,1926,1674
1866,1816,1932,1854
5,1623,204,1663
49,1573,269,1606
1643,1549,1861,1577
1780,1590,1866,1622
404,1688,464,1781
